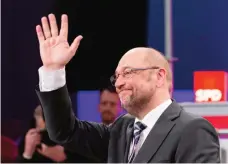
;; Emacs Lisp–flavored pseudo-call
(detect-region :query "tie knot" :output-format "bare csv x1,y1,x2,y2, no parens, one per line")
134,122,147,135
131,121,147,146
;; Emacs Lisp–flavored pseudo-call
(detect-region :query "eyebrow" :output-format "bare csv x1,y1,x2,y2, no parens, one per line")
115,66,133,74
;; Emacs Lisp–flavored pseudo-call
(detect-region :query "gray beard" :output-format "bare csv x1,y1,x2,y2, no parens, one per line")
121,94,151,116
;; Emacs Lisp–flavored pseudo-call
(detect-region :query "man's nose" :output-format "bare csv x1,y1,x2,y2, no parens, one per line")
105,103,112,108
115,75,125,90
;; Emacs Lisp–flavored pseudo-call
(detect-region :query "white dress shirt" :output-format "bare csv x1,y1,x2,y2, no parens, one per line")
38,66,66,92
128,99,172,159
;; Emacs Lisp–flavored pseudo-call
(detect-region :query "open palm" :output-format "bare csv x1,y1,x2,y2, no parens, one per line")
36,14,83,70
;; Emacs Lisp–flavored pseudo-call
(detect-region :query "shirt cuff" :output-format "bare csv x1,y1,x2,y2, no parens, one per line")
38,66,66,92
22,152,32,159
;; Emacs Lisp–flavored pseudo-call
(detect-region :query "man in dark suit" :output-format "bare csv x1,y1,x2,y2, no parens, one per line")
35,13,220,163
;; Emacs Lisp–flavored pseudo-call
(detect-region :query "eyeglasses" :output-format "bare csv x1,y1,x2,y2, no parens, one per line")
110,66,160,86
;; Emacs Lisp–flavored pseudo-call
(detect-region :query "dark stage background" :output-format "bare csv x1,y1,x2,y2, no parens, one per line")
2,0,147,137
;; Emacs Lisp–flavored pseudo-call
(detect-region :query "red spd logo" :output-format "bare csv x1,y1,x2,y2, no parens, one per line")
194,71,228,102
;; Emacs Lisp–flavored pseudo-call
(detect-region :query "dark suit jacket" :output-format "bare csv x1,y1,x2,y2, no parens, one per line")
36,85,220,163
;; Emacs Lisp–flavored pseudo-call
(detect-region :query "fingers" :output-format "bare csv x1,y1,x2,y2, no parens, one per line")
36,25,45,44
37,13,68,42
36,143,48,155
28,128,39,134
36,148,42,154
55,145,64,151
60,14,68,40
36,147,44,155
48,14,58,37
69,35,83,55
41,17,51,39
32,135,41,145
41,143,48,150
25,133,41,147
27,131,41,141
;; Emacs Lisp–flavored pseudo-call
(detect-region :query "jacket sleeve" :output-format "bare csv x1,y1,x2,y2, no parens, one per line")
36,85,110,162
175,118,220,163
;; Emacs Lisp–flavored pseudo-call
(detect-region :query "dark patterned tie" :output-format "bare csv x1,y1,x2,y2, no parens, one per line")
128,121,147,163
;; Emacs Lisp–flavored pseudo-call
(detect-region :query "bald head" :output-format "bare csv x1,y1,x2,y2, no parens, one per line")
117,47,172,90
119,47,166,66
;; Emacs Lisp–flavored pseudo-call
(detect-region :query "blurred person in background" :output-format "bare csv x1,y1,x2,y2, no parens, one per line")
99,86,121,125
17,105,95,163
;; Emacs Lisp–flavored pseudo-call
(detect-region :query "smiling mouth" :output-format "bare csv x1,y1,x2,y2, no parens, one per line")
119,90,131,94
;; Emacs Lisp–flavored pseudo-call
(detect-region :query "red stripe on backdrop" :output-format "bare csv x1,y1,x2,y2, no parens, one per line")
203,116,228,129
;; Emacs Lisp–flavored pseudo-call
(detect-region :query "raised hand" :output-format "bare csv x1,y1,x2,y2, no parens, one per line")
36,14,83,70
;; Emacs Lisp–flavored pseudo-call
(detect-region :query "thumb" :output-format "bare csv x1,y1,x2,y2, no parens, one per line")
37,147,42,154
69,35,83,55
41,143,48,150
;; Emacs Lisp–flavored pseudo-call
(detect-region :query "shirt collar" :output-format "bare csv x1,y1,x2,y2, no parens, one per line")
135,99,172,129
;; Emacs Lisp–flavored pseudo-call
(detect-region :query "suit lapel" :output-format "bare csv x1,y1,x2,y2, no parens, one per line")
133,101,182,163
123,120,134,163
108,115,135,163
133,118,175,163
